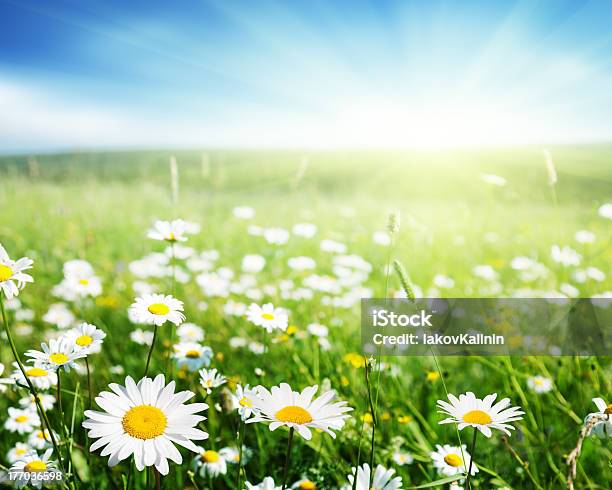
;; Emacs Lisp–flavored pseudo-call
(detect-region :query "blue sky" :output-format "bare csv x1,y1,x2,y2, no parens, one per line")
1,0,612,151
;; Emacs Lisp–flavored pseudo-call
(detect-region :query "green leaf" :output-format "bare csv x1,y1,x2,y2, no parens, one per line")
409,474,464,488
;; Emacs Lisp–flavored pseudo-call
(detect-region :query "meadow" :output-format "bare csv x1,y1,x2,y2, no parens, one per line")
0,146,610,489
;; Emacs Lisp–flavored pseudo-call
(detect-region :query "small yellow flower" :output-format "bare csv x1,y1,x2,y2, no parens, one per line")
344,353,366,368
340,376,349,387
95,296,119,308
426,371,440,382
286,325,299,336
397,415,413,424
381,412,391,422
362,412,374,425
215,352,224,362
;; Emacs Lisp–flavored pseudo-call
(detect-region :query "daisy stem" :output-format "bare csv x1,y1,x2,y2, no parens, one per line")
281,427,295,490
465,428,478,490
168,243,177,377
364,358,378,485
85,357,92,410
144,324,159,377
154,467,162,490
352,415,367,490
57,370,68,441
236,419,245,489
0,292,66,476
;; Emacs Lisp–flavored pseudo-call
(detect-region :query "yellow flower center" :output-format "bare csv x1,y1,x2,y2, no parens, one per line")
79,278,90,286
26,368,48,377
299,481,316,490
261,312,275,320
167,232,177,241
76,335,94,346
122,405,167,439
444,453,463,467
37,431,46,439
605,404,612,415
15,415,29,423
49,353,69,365
204,380,213,388
16,448,27,455
24,460,47,472
534,379,543,385
201,450,220,463
275,406,313,424
239,397,252,408
185,350,200,358
0,264,13,282
463,409,492,425
148,303,170,315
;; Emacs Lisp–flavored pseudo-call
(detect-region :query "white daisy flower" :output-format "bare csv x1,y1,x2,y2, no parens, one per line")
433,274,455,289
54,274,103,300
7,442,32,464
246,477,282,490
198,368,226,394
246,303,288,333
480,173,506,186
5,407,40,434
437,392,524,437
233,206,255,220
130,328,154,345
176,323,205,342
25,337,87,373
63,259,94,278
575,230,596,244
172,342,213,372
82,374,208,475
586,397,612,438
19,393,56,412
219,446,250,465
191,447,227,478
231,384,259,421
320,239,346,254
147,219,191,242
430,444,477,477
307,323,328,338
0,363,15,392
263,227,289,245
373,231,392,246
8,449,59,488
242,254,266,273
598,203,612,219
247,383,352,440
42,303,75,329
0,244,34,300
551,245,581,267
129,294,185,327
66,322,106,354
391,451,413,466
527,375,553,394
292,223,317,238
343,463,402,490
287,256,316,271
11,363,57,390
28,428,59,450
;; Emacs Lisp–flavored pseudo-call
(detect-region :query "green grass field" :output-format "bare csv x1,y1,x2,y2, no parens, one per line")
0,146,610,489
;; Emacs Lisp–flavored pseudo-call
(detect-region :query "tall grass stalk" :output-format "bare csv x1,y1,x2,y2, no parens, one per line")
0,292,66,476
